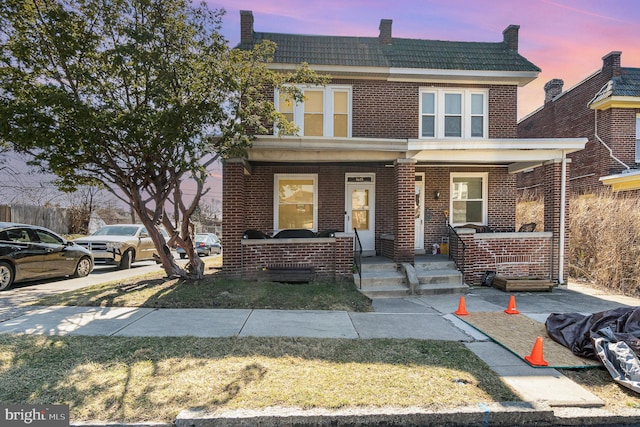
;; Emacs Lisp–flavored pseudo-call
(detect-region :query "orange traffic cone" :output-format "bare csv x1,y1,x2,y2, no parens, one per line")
524,336,549,366
504,295,520,315
455,295,468,316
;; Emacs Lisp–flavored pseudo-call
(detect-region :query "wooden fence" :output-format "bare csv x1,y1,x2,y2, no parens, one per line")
0,204,70,234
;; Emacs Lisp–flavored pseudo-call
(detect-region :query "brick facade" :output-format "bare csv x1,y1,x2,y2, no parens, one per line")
394,159,416,263
459,230,553,285
297,80,520,140
518,52,639,196
240,234,354,280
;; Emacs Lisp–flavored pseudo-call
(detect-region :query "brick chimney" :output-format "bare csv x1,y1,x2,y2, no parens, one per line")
240,10,254,45
544,79,564,103
379,19,392,44
602,51,622,77
502,25,519,51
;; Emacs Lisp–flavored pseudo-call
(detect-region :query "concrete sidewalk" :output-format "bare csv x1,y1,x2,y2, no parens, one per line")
1,279,640,426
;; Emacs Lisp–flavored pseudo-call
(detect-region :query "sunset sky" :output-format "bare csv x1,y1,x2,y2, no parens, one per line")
4,0,639,209
208,0,640,119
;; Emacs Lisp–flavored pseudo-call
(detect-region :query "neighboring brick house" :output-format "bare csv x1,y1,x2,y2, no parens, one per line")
518,51,640,196
222,10,586,286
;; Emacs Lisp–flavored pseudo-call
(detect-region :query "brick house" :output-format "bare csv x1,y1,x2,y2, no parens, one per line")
222,10,586,291
518,51,640,196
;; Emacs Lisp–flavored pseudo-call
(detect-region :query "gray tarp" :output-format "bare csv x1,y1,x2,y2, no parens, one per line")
546,307,640,394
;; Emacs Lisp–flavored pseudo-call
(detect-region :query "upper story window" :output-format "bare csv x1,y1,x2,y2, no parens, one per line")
420,89,488,139
636,115,640,163
276,86,351,137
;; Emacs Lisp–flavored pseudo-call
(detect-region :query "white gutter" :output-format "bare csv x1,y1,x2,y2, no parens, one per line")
558,150,567,285
589,84,630,172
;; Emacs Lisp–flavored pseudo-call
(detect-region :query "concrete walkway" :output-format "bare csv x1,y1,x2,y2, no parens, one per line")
1,273,640,426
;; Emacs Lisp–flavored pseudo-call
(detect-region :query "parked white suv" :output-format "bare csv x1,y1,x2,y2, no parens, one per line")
74,224,169,269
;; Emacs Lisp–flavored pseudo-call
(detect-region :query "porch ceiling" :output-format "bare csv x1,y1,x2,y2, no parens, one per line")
248,136,587,171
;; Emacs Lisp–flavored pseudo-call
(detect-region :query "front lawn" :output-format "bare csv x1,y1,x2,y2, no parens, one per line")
0,335,519,424
30,263,373,312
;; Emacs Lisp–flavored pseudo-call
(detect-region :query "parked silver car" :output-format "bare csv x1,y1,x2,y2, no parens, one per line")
176,233,221,259
0,222,94,290
73,224,169,269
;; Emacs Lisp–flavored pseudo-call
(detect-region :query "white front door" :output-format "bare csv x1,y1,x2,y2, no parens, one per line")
415,173,425,252
345,174,376,256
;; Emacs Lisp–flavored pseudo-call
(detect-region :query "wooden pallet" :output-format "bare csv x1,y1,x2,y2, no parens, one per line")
493,275,554,292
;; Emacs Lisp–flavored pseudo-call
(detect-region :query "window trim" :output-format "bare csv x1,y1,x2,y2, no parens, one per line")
273,173,318,232
275,85,352,137
419,88,489,139
449,172,488,226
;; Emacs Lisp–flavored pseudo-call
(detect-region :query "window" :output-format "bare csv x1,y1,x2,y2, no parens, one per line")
276,86,351,137
420,89,488,139
274,174,318,231
450,173,488,226
636,115,640,163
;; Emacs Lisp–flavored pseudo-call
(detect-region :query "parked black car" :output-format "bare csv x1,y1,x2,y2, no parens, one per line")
0,222,94,290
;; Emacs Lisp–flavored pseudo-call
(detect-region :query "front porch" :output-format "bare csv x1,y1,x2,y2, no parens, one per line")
222,153,574,288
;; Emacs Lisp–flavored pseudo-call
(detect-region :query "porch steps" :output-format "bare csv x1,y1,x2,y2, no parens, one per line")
354,257,468,298
414,259,467,295
354,260,407,298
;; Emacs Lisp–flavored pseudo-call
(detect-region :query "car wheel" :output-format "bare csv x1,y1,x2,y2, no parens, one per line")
179,253,186,259
73,256,92,278
0,262,15,291
118,250,133,270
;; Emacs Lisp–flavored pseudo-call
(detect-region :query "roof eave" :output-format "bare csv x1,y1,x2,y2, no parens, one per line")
589,96,640,110
268,63,539,85
600,170,640,192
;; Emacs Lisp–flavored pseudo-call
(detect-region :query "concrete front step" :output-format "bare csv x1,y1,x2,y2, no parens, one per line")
414,260,458,271
415,282,469,295
415,268,464,285
354,270,406,288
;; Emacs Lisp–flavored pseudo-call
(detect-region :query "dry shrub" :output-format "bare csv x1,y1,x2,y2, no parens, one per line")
516,190,544,230
569,191,640,296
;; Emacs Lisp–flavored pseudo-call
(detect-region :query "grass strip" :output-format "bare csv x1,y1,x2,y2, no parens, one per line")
30,275,373,312
0,335,519,423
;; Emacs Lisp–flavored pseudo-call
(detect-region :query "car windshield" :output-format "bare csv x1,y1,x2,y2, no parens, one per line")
195,235,208,243
92,226,140,236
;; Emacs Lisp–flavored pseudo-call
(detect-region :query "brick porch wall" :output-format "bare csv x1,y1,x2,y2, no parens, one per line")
458,230,553,285
240,234,354,280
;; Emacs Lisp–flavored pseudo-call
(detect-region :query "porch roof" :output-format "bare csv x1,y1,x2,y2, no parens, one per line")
246,136,587,172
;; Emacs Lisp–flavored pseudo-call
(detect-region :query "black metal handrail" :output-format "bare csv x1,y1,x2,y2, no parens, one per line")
447,224,466,278
353,227,362,289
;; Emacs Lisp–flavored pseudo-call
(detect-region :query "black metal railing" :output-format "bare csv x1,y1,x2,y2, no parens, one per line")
353,227,362,289
447,224,466,278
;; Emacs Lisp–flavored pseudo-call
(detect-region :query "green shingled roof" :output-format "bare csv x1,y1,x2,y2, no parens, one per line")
238,32,541,72
590,67,640,104
611,68,640,97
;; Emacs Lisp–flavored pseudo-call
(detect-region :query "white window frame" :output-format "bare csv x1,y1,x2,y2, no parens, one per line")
635,115,640,163
419,88,488,139
449,172,488,226
275,85,352,137
273,173,318,232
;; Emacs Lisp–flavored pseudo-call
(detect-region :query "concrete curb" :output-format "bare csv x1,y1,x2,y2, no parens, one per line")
173,403,557,427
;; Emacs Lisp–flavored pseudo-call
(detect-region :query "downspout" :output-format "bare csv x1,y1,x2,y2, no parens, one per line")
590,84,630,172
558,150,567,285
